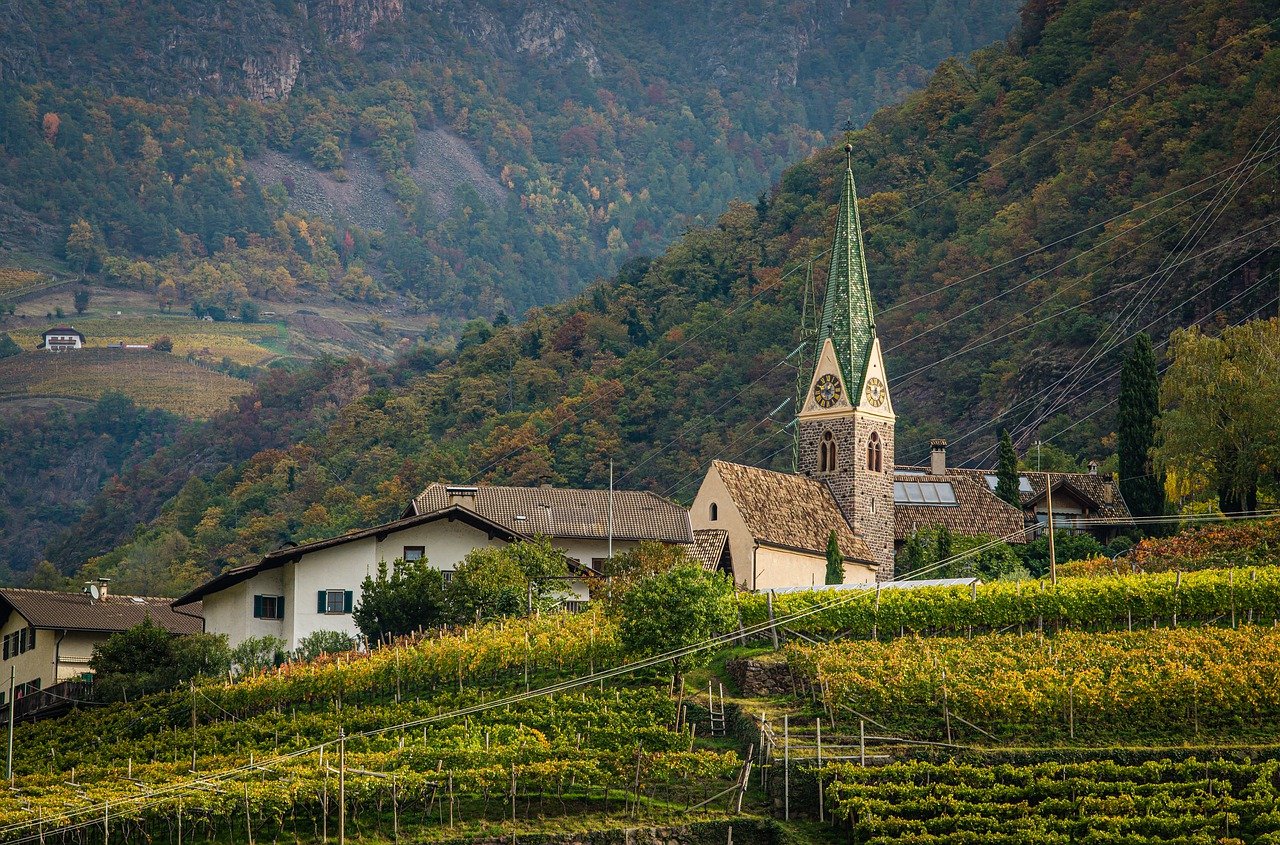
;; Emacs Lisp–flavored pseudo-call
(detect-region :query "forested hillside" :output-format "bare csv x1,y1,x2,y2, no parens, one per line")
0,0,1017,320
18,0,1280,591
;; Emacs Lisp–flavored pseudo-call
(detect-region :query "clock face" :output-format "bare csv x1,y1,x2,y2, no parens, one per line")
813,373,843,409
864,377,887,408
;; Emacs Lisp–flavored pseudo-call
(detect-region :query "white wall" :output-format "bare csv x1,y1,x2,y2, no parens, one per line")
201,568,287,648
690,465,758,589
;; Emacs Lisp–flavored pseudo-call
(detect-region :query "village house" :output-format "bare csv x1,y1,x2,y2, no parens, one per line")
37,326,84,351
175,486,692,652
0,582,203,718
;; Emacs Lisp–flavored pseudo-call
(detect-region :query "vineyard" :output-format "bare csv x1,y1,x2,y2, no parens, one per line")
788,627,1280,743
823,756,1280,844
0,612,746,843
1060,518,1280,577
0,349,249,417
738,565,1280,641
0,267,53,298
4,318,283,364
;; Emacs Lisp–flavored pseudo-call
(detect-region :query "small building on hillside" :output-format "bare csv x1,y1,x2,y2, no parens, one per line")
175,486,693,652
0,582,203,716
38,327,84,351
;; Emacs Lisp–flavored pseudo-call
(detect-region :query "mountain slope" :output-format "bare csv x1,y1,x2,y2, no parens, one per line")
0,0,1019,321
36,0,1280,590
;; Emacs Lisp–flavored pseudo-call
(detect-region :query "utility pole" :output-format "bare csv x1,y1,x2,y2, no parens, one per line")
1046,472,1057,585
6,666,14,783
608,458,614,561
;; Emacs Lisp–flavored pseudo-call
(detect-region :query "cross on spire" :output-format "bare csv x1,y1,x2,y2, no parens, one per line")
819,144,877,398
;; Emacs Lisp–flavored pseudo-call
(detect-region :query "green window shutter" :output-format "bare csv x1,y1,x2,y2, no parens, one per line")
318,591,327,613
278,596,285,617
27,628,34,649
343,591,353,613
253,595,263,618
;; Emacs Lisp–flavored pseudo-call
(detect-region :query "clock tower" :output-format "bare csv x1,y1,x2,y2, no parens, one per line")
797,145,895,579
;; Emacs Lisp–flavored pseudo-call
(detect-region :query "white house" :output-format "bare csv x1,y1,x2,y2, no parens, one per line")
38,327,84,351
174,488,692,652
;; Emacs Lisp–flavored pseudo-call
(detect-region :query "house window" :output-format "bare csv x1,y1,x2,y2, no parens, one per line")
254,595,285,620
709,503,718,522
318,590,353,615
403,546,425,562
591,557,608,574
441,570,454,585
820,431,837,473
867,432,883,473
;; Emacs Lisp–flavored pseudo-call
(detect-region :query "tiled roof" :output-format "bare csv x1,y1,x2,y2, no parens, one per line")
711,461,875,563
690,528,729,572
409,483,692,543
892,471,1029,543
0,588,203,634
945,468,1134,523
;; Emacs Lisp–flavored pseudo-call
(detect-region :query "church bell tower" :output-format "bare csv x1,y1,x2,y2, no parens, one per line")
797,144,895,579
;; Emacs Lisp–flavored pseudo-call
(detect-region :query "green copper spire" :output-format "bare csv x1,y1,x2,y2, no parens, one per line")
819,144,877,396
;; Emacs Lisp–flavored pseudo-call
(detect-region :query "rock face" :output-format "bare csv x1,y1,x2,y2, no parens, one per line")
0,0,404,100
725,654,794,697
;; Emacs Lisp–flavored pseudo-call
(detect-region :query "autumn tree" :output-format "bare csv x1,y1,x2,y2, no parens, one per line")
74,288,90,314
66,219,103,279
1155,320,1280,514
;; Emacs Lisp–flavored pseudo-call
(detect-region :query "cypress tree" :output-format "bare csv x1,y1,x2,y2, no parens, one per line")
825,529,844,585
996,429,1021,507
1118,332,1165,518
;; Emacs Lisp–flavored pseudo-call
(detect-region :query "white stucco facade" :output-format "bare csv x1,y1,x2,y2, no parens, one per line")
195,512,600,652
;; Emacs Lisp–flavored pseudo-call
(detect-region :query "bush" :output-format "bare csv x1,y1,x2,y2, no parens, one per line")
293,629,356,662
231,635,288,676
353,557,447,643
616,563,736,687
153,335,173,352
448,537,572,623
90,619,230,701
0,333,20,359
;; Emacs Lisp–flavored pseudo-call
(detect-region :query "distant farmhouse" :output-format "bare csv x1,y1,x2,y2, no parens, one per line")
0,581,202,719
175,485,692,651
38,326,84,351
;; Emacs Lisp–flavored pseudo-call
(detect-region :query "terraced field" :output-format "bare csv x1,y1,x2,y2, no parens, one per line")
0,349,249,417
4,317,284,364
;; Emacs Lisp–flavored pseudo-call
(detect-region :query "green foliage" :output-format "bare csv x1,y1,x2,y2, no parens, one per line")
601,541,699,600
1155,320,1280,513
448,538,571,623
825,529,844,585
292,629,355,662
230,635,288,676
898,527,1021,581
616,564,735,682
0,333,20,359
1119,332,1164,519
995,429,1020,506
1015,531,1111,577
90,618,230,701
73,288,90,314
353,557,447,642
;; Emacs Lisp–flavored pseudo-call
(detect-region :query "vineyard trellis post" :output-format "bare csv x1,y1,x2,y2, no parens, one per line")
783,714,789,821
338,728,346,845
860,719,865,767
816,718,824,822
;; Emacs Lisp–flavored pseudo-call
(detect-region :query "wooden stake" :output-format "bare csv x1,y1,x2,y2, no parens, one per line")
783,715,790,821
338,729,346,845
816,718,824,822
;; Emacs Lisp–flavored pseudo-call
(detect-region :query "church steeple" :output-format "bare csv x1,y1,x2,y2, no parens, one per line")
820,143,877,398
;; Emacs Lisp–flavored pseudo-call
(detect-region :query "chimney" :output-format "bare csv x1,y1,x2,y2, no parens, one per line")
930,439,948,476
1088,460,1099,476
445,485,478,508
97,578,110,601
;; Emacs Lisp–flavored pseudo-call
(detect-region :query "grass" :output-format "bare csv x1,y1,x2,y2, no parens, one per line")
5,316,281,364
0,348,250,417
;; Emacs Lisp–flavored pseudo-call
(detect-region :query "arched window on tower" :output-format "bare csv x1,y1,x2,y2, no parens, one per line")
709,502,718,522
867,431,883,473
820,430,837,473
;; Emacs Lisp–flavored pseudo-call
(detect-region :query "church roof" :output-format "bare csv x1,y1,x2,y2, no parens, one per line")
820,147,877,396
710,460,875,564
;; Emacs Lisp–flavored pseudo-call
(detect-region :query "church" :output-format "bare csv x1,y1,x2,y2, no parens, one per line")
687,146,1133,590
